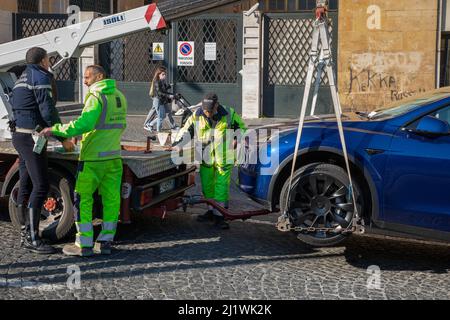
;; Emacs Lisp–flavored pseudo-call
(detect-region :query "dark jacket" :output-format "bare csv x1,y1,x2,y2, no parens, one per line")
151,79,172,105
11,64,62,130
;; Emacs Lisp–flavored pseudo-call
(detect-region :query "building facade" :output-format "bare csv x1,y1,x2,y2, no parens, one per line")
0,0,447,118
338,0,439,112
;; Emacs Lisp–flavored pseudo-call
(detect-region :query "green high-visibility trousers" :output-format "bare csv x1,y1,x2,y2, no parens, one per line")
199,164,233,205
74,159,123,248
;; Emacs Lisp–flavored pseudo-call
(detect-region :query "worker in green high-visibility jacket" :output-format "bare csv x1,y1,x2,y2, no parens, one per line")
41,65,127,257
172,93,247,230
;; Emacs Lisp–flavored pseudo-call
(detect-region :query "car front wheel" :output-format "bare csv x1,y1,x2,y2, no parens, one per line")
279,163,363,247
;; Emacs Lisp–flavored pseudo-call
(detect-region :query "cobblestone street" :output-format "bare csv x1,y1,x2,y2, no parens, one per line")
1,0,450,304
1,169,449,300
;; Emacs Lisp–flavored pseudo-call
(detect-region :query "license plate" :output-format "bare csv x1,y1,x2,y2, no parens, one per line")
159,179,175,194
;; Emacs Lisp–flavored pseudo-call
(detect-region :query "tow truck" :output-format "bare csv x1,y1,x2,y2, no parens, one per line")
0,1,241,241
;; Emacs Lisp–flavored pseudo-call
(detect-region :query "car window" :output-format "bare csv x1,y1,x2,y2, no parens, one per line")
434,106,450,125
407,105,450,130
369,93,450,120
369,103,421,120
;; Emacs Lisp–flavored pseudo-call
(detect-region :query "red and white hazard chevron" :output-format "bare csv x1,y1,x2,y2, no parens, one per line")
145,4,167,30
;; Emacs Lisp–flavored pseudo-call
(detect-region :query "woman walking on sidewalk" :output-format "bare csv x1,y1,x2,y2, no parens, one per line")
144,66,178,132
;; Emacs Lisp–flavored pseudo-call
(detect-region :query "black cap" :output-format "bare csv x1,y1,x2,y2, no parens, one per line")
201,93,218,112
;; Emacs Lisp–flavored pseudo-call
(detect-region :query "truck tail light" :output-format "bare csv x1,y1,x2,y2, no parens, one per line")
140,189,153,206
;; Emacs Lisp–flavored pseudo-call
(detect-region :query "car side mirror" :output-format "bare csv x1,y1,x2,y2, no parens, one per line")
406,115,450,138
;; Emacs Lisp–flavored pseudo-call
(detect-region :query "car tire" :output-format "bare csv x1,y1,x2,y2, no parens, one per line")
9,170,75,242
279,163,363,247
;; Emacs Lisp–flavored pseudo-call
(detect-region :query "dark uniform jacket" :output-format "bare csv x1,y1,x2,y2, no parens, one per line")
11,64,61,130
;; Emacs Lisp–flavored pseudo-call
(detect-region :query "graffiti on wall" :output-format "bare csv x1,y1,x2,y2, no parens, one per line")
348,68,396,93
391,88,427,101
348,52,426,101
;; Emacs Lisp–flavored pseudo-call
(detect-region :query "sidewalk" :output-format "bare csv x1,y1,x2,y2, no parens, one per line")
61,112,298,142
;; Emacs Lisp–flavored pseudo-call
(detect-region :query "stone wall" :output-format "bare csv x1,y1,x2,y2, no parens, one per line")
0,10,13,45
0,0,16,12
40,0,69,14
338,0,438,111
117,0,144,12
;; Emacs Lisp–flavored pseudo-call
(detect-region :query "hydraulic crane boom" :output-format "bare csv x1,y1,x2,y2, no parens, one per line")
0,4,166,138
0,0,243,138
0,0,244,70
0,4,166,71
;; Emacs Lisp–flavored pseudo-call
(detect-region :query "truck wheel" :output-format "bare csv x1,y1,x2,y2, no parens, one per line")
279,163,363,247
9,171,75,242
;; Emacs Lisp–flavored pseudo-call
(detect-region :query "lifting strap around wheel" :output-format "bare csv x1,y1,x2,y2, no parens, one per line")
281,18,361,232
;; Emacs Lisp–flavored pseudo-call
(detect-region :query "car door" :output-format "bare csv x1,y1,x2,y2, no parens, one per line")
382,105,450,233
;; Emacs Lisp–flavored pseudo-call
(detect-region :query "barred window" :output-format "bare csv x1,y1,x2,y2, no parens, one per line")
17,0,39,13
266,17,334,86
177,18,239,84
101,30,166,82
261,0,338,12
69,0,112,14
15,14,78,82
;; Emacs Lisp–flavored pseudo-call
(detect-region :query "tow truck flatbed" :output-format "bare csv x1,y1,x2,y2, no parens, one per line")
0,137,196,241
0,139,179,179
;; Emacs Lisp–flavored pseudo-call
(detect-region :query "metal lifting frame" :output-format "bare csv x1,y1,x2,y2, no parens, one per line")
278,4,364,234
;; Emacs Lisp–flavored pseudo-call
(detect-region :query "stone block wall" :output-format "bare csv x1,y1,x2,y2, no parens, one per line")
338,0,438,111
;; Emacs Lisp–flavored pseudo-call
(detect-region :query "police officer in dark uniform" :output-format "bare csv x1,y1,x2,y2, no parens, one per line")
10,47,74,254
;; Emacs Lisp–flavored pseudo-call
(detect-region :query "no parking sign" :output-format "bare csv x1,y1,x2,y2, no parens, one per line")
177,41,195,66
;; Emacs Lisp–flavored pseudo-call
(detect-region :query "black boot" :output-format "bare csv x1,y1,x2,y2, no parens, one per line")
213,215,230,230
23,208,56,254
197,210,215,222
16,205,27,247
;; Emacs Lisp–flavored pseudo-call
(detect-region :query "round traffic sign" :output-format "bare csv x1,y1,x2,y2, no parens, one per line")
180,42,193,56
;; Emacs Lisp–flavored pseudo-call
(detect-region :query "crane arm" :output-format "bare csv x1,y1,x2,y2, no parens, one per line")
0,4,166,71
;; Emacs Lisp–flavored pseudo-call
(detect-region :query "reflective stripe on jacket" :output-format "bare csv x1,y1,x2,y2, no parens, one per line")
11,64,61,130
175,105,247,166
51,79,127,161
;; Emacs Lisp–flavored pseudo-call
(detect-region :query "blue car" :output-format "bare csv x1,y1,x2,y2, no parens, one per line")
239,88,450,247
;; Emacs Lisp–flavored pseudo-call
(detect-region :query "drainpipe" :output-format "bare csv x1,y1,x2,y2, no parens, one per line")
437,0,443,88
